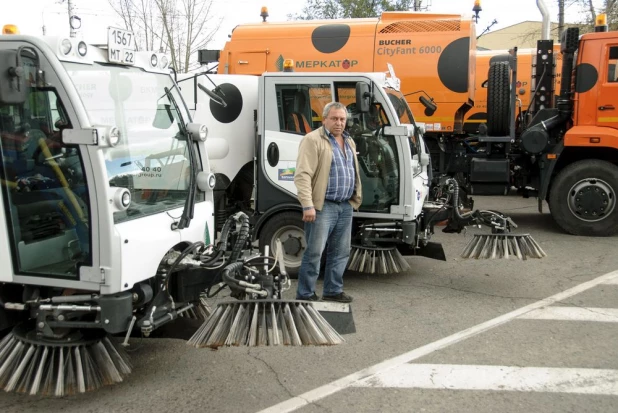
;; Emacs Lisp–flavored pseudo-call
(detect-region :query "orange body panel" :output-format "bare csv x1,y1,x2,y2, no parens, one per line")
219,12,476,134
573,32,618,132
564,125,618,148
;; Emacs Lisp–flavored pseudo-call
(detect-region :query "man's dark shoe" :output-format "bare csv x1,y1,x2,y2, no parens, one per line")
322,292,353,303
296,293,320,302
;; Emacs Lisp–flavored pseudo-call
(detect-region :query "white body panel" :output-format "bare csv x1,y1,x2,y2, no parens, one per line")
179,74,258,185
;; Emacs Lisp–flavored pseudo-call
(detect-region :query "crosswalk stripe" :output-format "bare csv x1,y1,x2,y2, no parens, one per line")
353,364,618,395
520,307,618,323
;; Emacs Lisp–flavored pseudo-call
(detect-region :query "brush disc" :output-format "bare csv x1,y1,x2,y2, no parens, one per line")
187,300,344,349
347,245,411,274
461,233,547,259
0,323,131,396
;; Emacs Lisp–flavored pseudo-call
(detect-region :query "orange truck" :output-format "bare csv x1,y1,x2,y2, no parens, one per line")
203,9,618,236
211,11,477,136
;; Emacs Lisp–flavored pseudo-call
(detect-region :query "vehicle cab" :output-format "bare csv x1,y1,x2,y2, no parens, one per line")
0,26,213,304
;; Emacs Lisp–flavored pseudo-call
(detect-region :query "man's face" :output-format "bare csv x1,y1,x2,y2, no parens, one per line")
323,108,347,137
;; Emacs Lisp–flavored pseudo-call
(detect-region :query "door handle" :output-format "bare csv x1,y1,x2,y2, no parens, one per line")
599,105,615,111
267,142,279,167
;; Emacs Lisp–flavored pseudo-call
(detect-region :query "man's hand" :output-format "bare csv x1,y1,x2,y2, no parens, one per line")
302,207,316,222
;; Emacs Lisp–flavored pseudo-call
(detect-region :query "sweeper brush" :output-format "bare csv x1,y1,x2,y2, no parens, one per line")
0,324,131,396
188,300,343,348
432,178,548,260
188,229,346,348
347,245,411,274
461,233,547,260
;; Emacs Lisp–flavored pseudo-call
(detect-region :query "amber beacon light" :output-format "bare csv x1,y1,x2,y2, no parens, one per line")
283,59,294,72
2,24,20,35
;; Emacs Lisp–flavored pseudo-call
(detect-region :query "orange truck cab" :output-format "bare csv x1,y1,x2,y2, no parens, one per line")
214,12,477,136
495,23,618,236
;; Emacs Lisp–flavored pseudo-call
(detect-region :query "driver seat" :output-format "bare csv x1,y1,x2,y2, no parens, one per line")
286,92,311,134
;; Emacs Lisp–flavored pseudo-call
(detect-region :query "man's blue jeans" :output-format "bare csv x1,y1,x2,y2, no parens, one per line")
297,201,353,299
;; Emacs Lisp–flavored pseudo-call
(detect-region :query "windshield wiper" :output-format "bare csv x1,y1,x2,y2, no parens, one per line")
164,86,197,230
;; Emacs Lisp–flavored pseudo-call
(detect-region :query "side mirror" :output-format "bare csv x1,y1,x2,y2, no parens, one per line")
355,82,371,113
419,95,437,117
198,83,227,107
0,50,27,104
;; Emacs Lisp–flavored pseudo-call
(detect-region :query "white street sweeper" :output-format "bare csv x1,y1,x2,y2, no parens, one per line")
177,62,546,276
0,24,361,397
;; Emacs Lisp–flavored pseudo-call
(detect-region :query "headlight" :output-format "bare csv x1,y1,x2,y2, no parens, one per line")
198,124,208,141
77,41,87,56
208,173,216,189
151,54,158,67
61,39,72,55
108,126,121,146
113,188,131,210
121,191,131,207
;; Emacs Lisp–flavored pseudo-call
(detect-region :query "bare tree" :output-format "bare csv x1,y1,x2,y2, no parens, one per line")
108,0,222,72
289,0,413,20
574,0,618,31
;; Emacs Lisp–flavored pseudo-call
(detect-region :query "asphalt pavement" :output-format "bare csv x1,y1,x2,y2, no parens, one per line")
2,195,617,413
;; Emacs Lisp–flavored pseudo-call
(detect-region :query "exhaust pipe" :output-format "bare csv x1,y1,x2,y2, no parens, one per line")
537,0,551,40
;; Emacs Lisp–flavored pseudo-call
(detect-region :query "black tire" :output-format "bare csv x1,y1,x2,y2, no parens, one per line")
549,160,618,236
487,61,511,136
258,211,306,279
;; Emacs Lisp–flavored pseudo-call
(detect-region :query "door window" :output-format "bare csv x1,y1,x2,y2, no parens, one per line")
0,88,91,278
608,46,618,82
336,83,401,213
276,84,331,134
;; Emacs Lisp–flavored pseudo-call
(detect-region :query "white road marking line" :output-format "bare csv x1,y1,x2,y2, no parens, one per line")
604,277,618,285
353,364,618,396
521,307,618,323
257,269,618,413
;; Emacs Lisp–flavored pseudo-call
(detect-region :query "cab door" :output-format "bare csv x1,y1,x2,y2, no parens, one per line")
256,75,333,213
0,43,94,283
597,44,618,130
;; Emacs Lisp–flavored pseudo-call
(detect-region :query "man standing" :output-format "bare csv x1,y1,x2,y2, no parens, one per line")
294,102,362,303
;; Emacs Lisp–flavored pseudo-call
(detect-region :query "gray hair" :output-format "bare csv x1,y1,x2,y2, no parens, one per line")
322,102,347,120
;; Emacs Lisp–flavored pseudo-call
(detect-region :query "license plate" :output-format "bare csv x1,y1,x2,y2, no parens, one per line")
107,27,135,65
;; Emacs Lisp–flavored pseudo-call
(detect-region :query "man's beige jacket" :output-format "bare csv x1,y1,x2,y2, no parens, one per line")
294,127,362,211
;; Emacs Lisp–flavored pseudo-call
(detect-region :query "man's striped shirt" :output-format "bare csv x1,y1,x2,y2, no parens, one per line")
324,128,356,202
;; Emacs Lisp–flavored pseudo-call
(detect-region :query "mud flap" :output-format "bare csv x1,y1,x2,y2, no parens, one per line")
413,241,447,261
312,302,356,335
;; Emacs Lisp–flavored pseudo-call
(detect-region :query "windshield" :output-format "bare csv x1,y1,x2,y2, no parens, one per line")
385,88,414,125
64,63,202,223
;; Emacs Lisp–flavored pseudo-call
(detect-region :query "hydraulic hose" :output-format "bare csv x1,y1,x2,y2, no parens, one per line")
220,261,246,296
165,241,205,299
226,212,251,264
448,178,472,221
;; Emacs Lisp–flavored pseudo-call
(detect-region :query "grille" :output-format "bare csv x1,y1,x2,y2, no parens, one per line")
379,20,461,34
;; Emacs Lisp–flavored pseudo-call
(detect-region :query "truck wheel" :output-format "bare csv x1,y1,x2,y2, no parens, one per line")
549,160,618,236
487,62,510,136
259,211,306,279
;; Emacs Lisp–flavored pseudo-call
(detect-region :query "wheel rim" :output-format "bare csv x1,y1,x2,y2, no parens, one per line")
269,225,306,268
567,177,616,222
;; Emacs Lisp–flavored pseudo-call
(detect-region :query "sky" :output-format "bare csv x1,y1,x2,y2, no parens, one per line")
4,0,601,50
